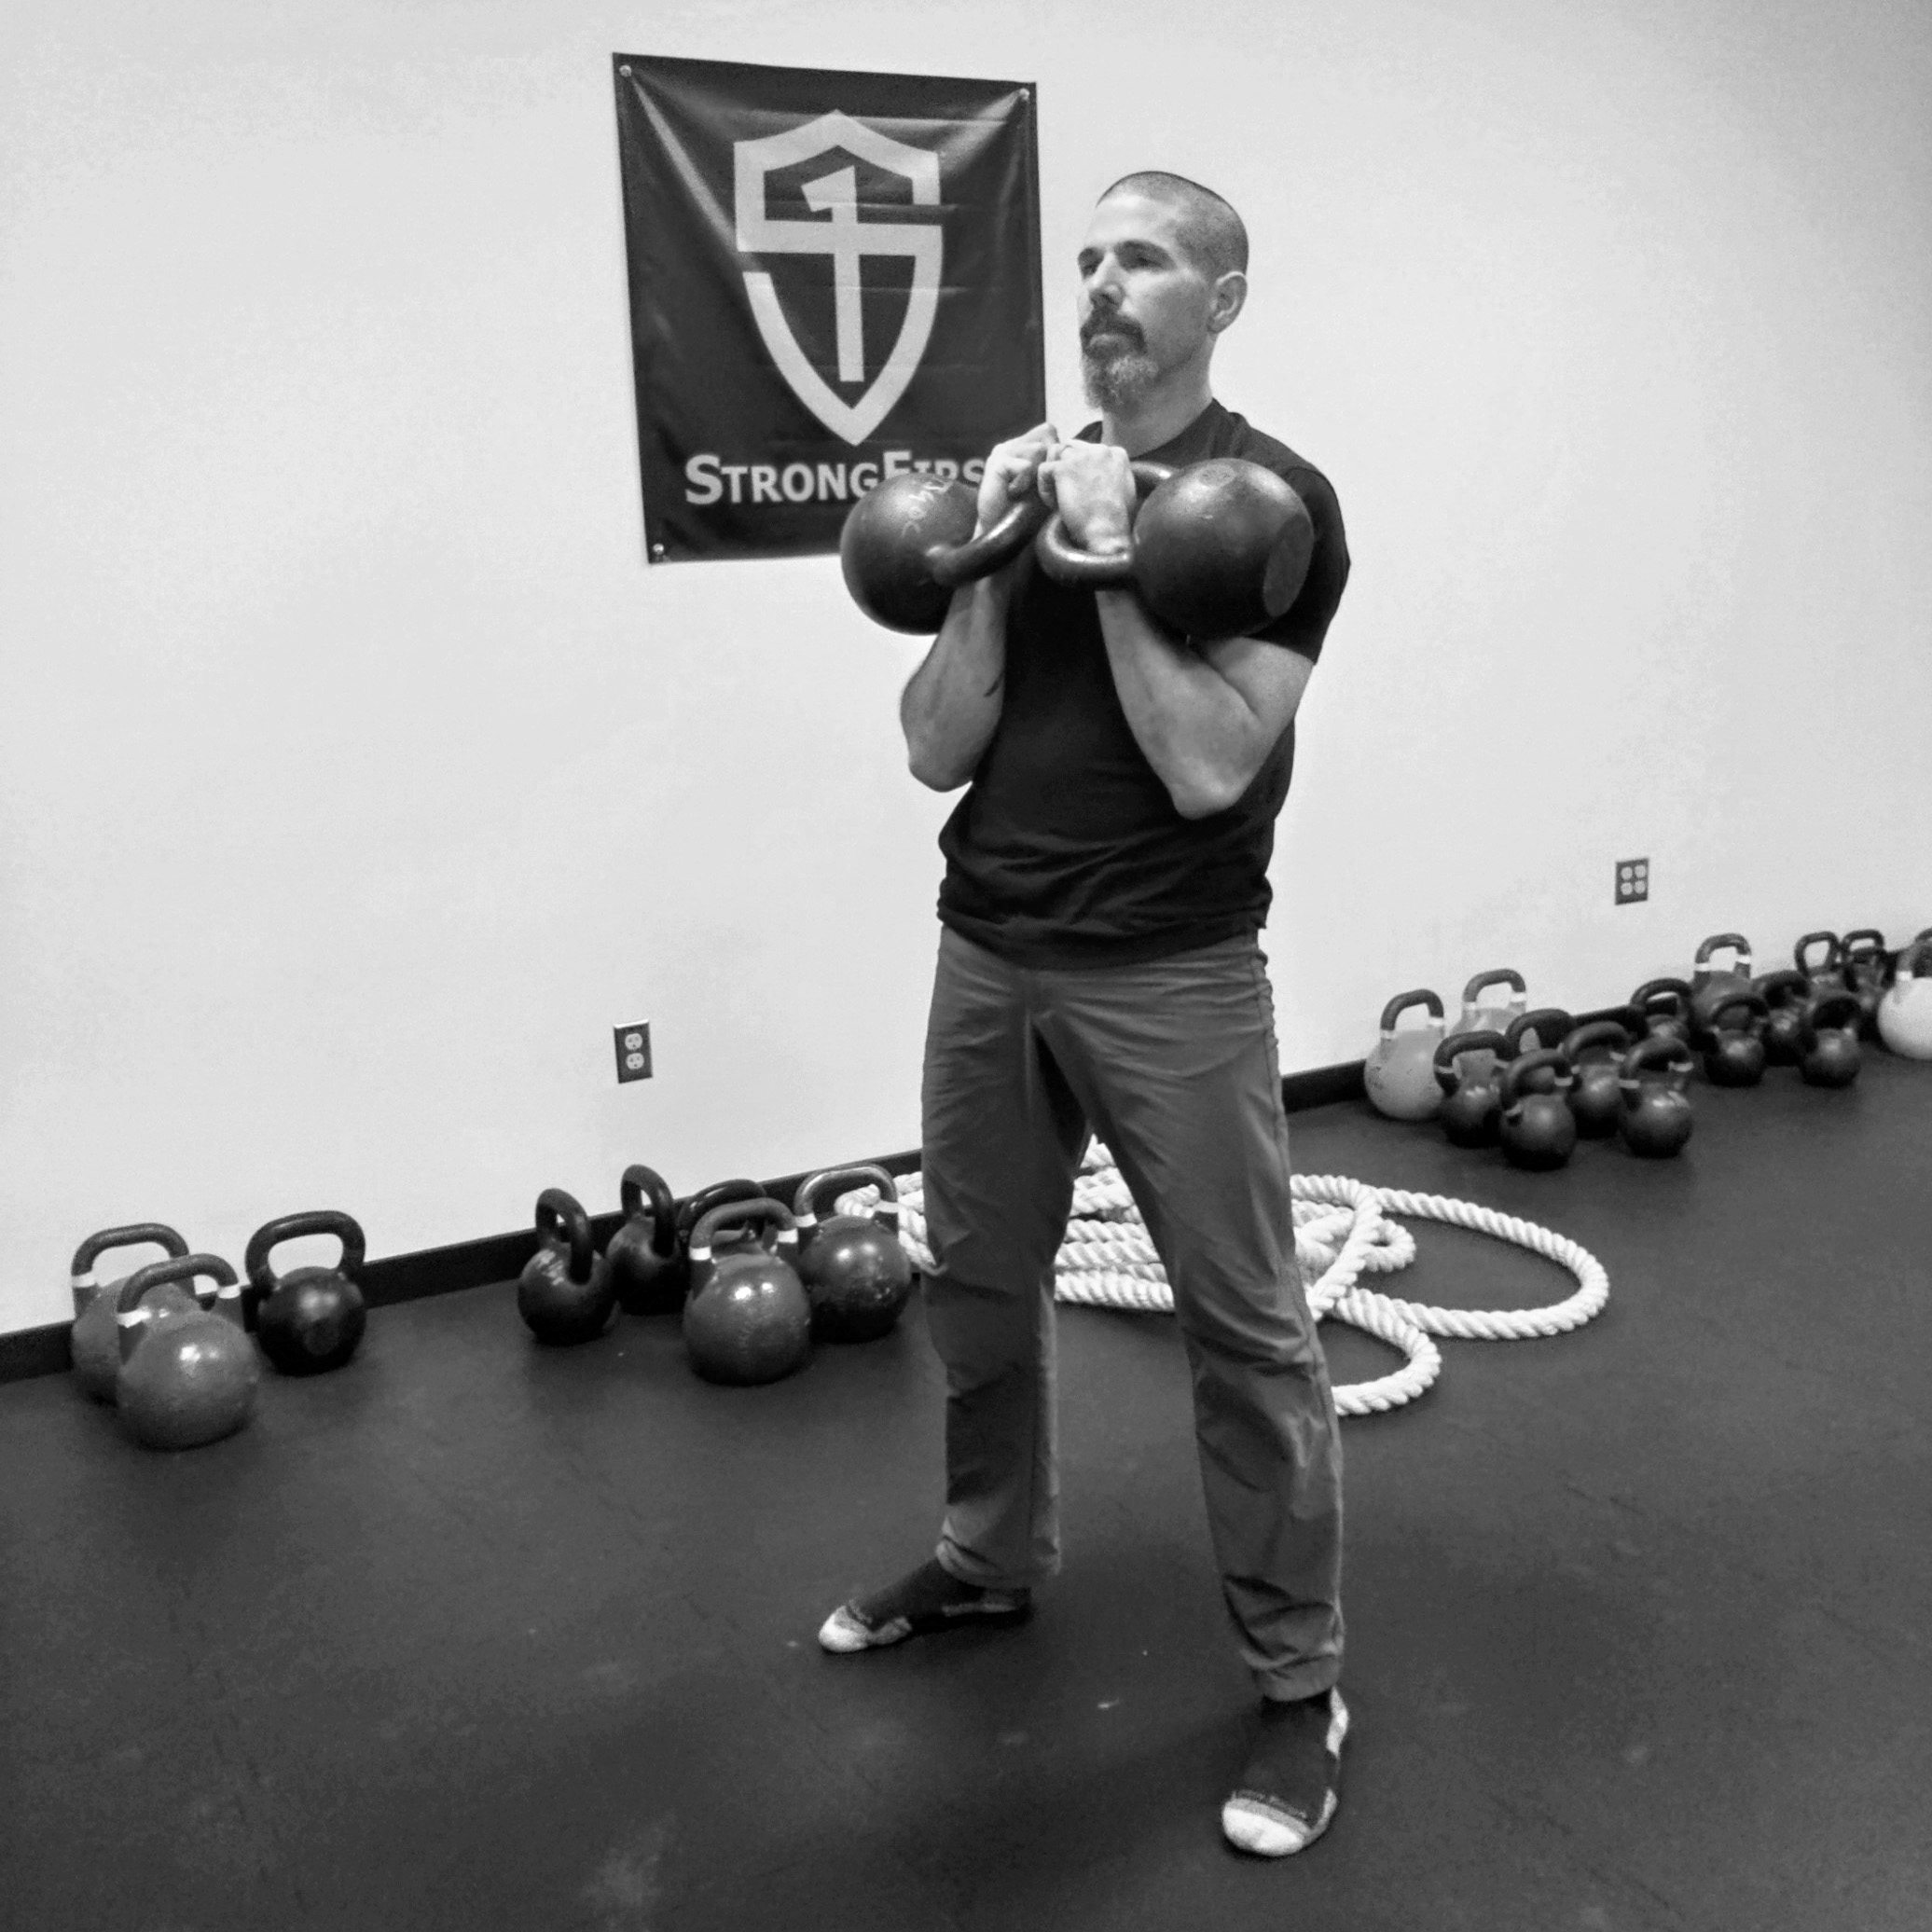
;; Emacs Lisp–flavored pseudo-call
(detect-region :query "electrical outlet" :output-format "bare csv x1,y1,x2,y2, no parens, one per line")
1615,857,1650,905
614,1022,653,1083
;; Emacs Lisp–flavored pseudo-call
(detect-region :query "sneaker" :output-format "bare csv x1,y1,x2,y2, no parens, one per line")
1221,1688,1348,1856
818,1555,1032,1654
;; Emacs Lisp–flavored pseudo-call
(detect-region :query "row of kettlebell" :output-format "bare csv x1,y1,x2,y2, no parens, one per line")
516,1164,913,1387
67,1212,367,1450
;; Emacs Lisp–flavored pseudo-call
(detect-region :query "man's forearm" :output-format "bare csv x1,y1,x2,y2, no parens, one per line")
1095,590,1271,819
900,574,1014,792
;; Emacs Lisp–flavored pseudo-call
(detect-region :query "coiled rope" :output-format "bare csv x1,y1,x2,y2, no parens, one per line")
840,1141,1608,1417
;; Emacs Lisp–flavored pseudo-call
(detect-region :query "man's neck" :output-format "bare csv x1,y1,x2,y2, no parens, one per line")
1100,370,1216,457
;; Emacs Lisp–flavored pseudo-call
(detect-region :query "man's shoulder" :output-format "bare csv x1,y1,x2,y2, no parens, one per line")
1208,407,1337,505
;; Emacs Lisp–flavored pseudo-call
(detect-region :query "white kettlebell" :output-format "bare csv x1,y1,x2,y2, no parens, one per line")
1877,934,1932,1059
1364,989,1445,1121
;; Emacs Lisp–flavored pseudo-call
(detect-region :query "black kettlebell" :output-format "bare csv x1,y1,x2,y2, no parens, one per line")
792,1165,914,1343
246,1210,368,1375
1700,993,1769,1089
1687,933,1755,1045
1501,1007,1576,1095
518,1189,614,1345
1561,1020,1631,1138
682,1198,812,1386
675,1178,766,1252
1619,1036,1695,1158
115,1255,259,1451
606,1164,685,1316
1798,991,1863,1088
1838,930,1888,1039
1793,932,1844,996
68,1222,193,1402
1434,1029,1508,1147
1754,968,1813,1066
1498,1048,1578,1171
1628,978,1696,1052
839,472,1048,633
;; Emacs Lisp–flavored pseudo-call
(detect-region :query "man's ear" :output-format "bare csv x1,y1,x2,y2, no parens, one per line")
1208,270,1249,335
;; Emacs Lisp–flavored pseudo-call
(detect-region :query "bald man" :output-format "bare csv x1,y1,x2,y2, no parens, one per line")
820,171,1352,1859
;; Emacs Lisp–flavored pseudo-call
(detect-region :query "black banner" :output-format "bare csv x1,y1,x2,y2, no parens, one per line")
613,54,1043,563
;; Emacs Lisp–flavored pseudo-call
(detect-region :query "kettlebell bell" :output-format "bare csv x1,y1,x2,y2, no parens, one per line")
1561,1020,1631,1138
245,1210,367,1375
517,1189,614,1345
1877,937,1932,1059
1700,993,1769,1089
1619,1037,1695,1159
1363,989,1445,1122
1837,931,1888,1039
1456,971,1528,1083
1498,1048,1578,1171
1688,933,1755,1044
1434,1029,1509,1147
792,1165,914,1343
1798,991,1862,1088
1501,1007,1576,1094
1628,978,1696,1052
606,1164,685,1316
1754,968,1813,1066
840,472,1049,634
682,1198,812,1386
115,1255,259,1451
68,1222,192,1402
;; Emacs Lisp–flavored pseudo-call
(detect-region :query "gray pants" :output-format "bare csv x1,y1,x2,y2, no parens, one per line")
920,927,1344,1701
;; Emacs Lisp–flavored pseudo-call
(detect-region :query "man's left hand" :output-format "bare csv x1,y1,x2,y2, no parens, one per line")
1037,441,1137,556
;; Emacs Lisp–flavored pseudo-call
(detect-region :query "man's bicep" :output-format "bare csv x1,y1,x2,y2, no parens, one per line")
1200,633,1316,738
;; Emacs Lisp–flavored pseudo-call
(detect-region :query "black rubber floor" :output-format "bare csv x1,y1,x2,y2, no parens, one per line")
5,1056,1928,1931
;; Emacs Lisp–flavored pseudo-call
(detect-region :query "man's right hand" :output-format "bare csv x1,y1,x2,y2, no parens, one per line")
976,422,1059,538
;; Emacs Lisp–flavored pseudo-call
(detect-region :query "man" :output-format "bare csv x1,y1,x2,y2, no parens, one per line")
819,171,1352,1859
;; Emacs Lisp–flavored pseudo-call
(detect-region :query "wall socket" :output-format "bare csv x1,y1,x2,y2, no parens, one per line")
614,1022,653,1083
1615,857,1650,905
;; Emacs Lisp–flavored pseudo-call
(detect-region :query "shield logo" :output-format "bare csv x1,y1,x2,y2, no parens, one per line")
733,110,944,448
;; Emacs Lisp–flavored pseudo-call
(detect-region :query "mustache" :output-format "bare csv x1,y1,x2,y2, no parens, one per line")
1081,310,1143,350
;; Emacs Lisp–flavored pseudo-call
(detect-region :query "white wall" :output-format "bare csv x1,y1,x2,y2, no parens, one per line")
5,0,1928,1332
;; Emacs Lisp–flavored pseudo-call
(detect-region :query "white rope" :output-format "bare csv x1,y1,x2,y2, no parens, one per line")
836,1141,1608,1417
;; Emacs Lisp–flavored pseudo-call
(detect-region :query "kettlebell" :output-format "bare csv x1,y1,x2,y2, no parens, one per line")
675,1178,766,1251
1363,989,1445,1122
517,1189,614,1346
1434,1029,1509,1147
1619,1037,1695,1159
1456,971,1529,1084
245,1210,367,1375
792,1165,915,1343
1687,933,1755,1044
1498,1048,1578,1171
1035,457,1315,642
115,1255,259,1451
1838,931,1888,1039
1754,968,1814,1066
1501,1007,1576,1094
1798,991,1862,1088
683,1198,812,1387
606,1164,685,1316
68,1222,192,1402
1700,993,1770,1088
1561,1020,1631,1138
1877,937,1932,1059
1793,932,1844,995
839,472,1048,633
1629,978,1696,1052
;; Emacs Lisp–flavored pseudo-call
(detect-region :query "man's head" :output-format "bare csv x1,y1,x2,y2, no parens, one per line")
1078,172,1249,412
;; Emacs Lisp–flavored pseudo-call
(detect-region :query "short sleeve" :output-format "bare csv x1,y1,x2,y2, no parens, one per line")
1252,464,1349,664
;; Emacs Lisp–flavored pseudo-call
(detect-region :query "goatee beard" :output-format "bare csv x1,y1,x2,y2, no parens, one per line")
1081,342,1159,410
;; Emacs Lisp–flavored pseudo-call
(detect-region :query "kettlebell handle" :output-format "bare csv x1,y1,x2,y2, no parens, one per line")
1754,967,1812,1009
793,1165,901,1231
1561,1019,1631,1066
1893,937,1932,985
1376,988,1443,1036
1501,1047,1573,1109
1502,1007,1574,1059
116,1253,239,1358
1801,991,1862,1042
1619,1036,1694,1090
676,1178,766,1245
1433,1028,1508,1093
1461,968,1526,1006
1629,978,1693,1028
69,1221,189,1284
1704,992,1770,1033
1032,462,1176,585
1793,932,1842,975
924,491,1053,589
1691,932,1753,974
689,1198,798,1263
244,1210,366,1295
533,1189,596,1285
617,1165,679,1259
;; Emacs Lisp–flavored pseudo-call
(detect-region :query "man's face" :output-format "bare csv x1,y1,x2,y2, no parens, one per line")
1076,191,1219,409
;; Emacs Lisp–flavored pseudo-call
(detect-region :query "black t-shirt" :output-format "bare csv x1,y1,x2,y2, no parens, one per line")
935,399,1350,968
